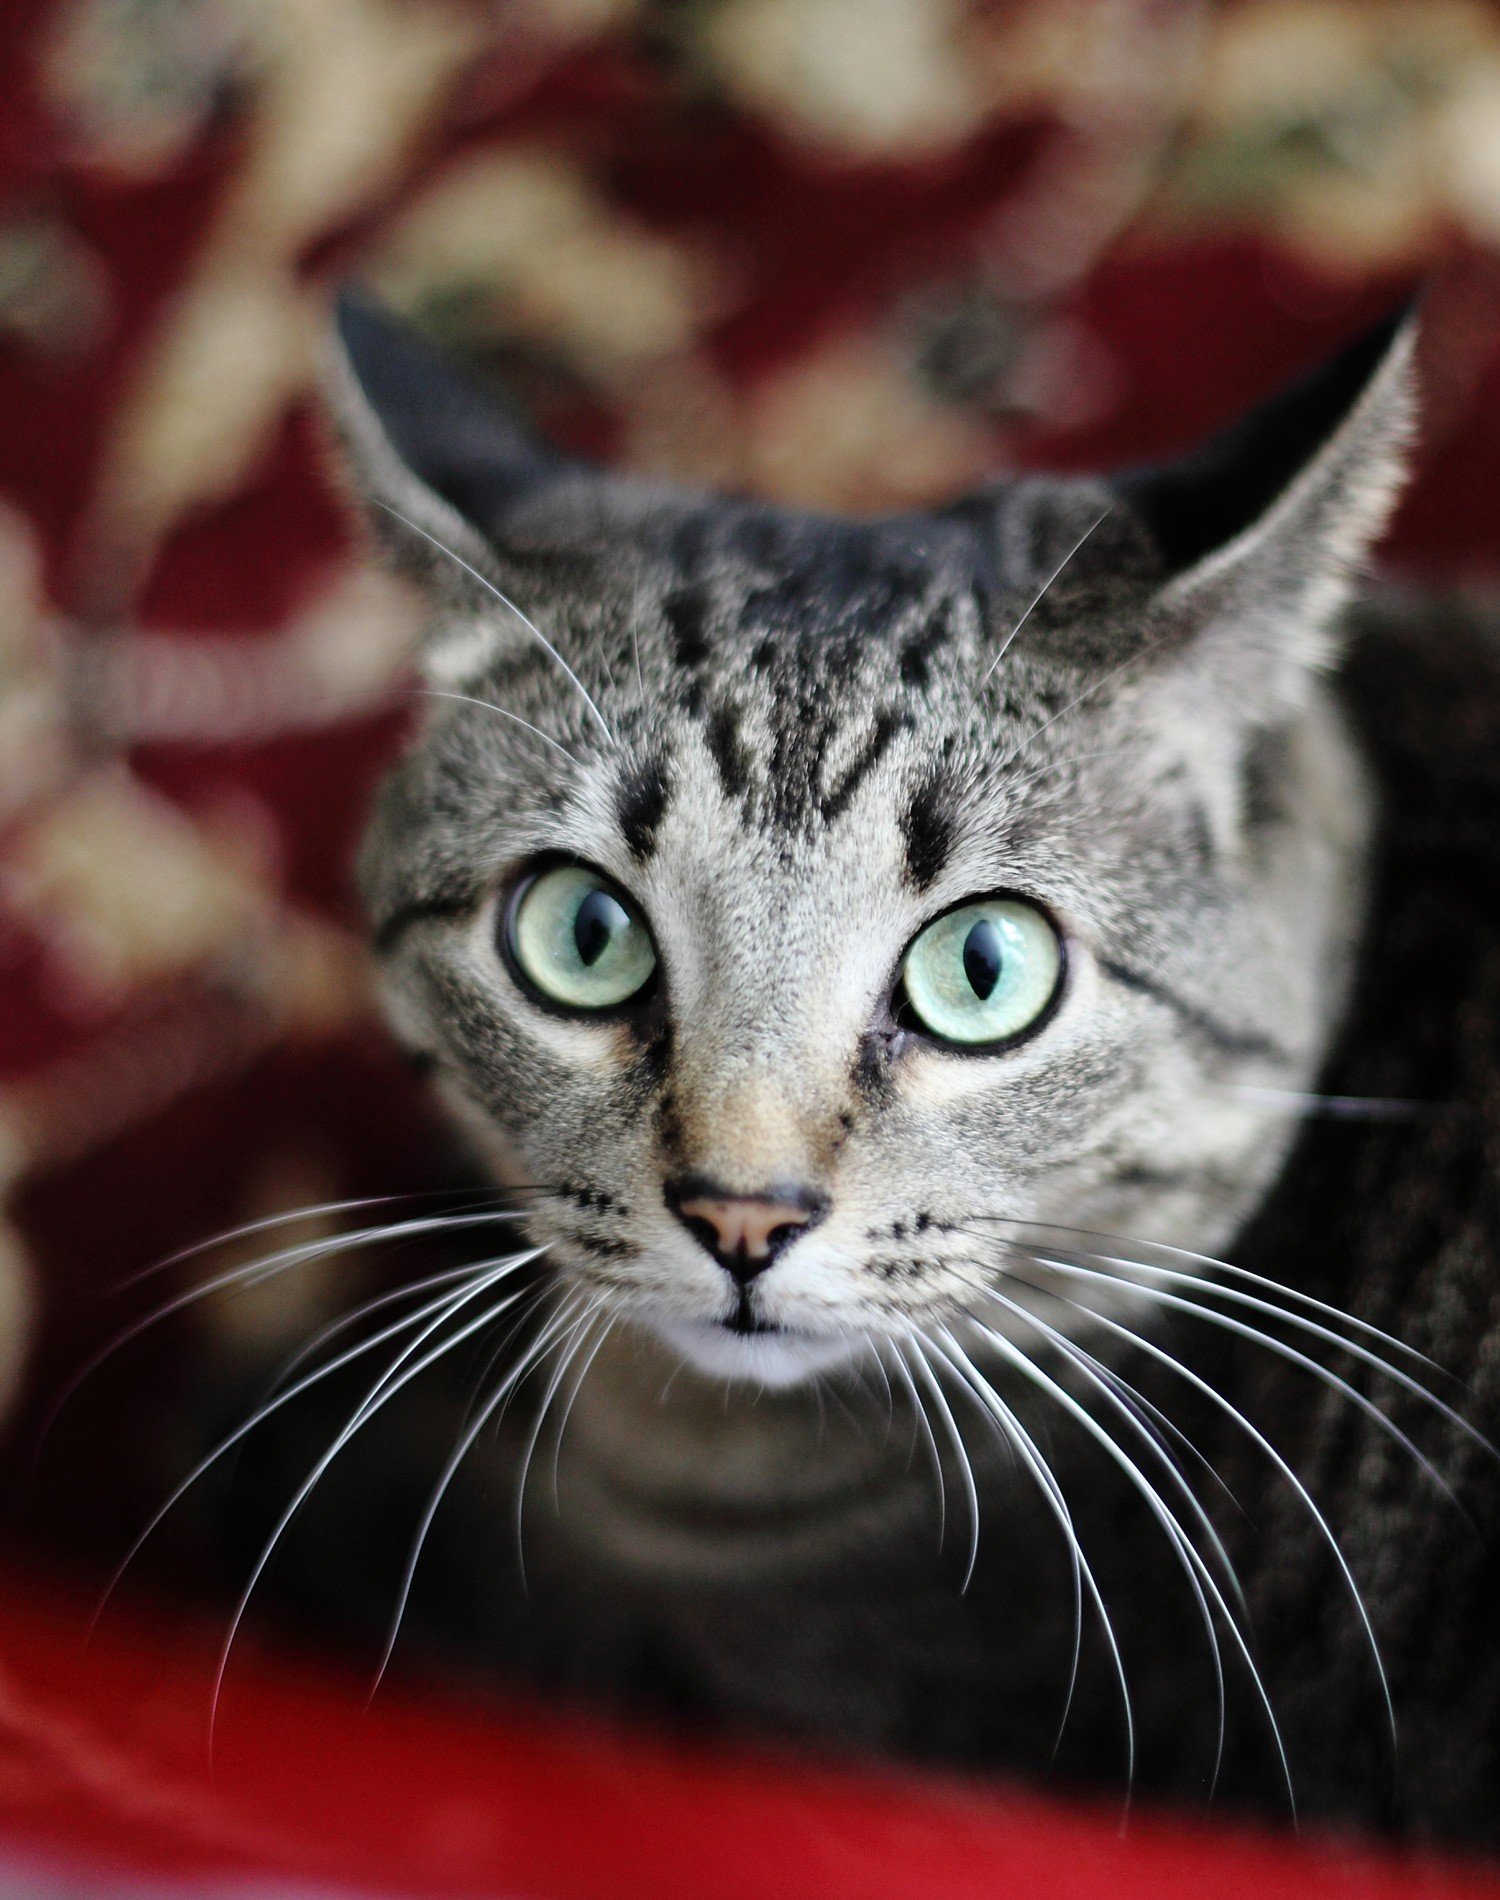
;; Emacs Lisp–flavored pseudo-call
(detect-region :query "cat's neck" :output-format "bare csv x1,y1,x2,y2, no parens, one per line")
547,1321,934,1581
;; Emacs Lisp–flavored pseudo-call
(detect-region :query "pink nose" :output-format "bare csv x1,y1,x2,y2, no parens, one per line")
668,1184,825,1285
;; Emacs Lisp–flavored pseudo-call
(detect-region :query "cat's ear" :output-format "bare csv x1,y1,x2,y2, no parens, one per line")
323,288,564,621
1115,306,1419,714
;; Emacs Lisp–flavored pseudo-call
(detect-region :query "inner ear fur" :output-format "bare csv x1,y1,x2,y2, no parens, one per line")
1115,307,1420,715
1115,308,1416,578
331,292,561,521
323,289,570,601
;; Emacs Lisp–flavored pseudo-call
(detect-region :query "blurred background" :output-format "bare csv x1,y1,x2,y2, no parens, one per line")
0,0,1499,1890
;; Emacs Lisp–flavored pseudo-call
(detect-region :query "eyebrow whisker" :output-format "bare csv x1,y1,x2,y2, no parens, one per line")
372,501,615,746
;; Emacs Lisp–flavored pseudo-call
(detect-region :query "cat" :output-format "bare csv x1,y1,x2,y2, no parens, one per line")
212,291,1500,1848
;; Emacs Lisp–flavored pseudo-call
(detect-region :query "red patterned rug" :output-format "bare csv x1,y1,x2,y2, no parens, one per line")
2,0,1499,1890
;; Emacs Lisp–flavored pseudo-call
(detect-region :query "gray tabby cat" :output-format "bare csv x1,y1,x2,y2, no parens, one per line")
290,295,1500,1843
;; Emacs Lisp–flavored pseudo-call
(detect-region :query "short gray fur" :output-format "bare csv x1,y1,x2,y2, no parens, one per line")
296,293,1500,1843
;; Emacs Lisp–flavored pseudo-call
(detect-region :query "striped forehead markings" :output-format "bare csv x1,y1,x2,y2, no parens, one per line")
818,706,909,825
705,699,755,804
662,582,714,669
616,757,673,861
900,776,956,890
898,597,960,687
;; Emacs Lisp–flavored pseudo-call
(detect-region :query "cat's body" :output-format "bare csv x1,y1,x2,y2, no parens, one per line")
221,299,1500,1845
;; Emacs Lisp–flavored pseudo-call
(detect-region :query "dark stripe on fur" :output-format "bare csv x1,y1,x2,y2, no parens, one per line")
821,708,907,824
1099,957,1294,1064
373,893,479,954
901,778,956,890
616,758,672,860
899,598,957,687
706,699,754,802
663,583,714,668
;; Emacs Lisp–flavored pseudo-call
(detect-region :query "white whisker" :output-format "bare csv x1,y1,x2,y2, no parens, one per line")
900,1337,980,1588
1218,1084,1430,1123
94,1246,546,1630
965,1312,1295,1817
1016,1268,1396,1750
974,1285,1243,1612
861,1337,898,1449
548,1305,619,1505
266,1261,497,1396
208,1251,549,1749
514,1295,608,1590
1003,741,1165,803
368,1288,587,1695
1068,1333,1242,1515
56,1210,532,1438
629,570,647,710
123,1193,448,1288
885,1341,946,1542
373,501,615,745
971,1293,1236,1786
416,689,580,764
921,1326,1127,1785
460,1289,555,1428
998,601,1192,772
1027,1248,1482,1490
985,1218,1444,1376
977,508,1111,695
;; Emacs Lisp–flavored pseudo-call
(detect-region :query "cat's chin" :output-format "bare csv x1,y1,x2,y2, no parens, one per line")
651,1317,860,1388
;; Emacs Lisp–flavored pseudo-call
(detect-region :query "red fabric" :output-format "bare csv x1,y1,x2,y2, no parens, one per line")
1,1572,1498,1900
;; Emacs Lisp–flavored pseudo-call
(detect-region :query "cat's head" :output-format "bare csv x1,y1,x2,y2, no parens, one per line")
327,295,1415,1387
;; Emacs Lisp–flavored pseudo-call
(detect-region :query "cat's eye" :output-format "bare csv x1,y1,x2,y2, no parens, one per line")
900,897,1062,1048
504,864,657,1012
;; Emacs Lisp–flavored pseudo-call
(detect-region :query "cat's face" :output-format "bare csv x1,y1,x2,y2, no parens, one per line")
333,298,1413,1387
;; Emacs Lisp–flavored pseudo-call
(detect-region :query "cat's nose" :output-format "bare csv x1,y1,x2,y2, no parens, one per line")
665,1178,827,1285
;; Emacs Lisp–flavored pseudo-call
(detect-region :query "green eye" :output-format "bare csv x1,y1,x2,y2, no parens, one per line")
505,865,657,1012
901,897,1062,1047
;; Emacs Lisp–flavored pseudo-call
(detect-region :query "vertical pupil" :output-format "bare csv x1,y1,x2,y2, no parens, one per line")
962,919,1002,1001
574,887,625,967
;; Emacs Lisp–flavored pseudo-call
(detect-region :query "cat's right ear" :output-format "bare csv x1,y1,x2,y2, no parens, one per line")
323,289,563,616
1110,306,1419,714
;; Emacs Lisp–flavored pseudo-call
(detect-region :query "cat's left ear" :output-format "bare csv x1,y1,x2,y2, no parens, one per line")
323,288,567,618
1116,306,1419,713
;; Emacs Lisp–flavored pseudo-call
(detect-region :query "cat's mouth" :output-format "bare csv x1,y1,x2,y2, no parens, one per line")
724,1288,777,1336
653,1311,861,1387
